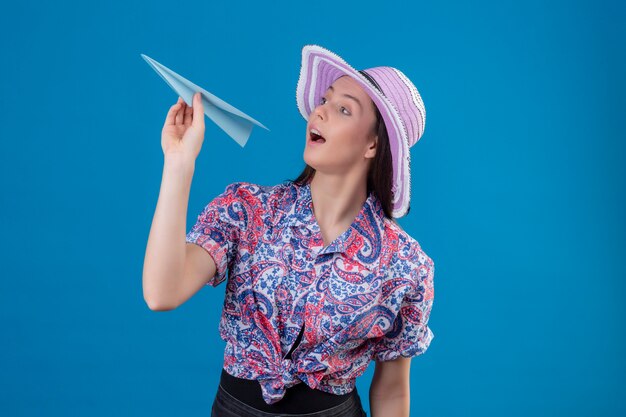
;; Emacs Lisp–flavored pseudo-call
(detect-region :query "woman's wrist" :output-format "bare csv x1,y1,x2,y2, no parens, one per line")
163,152,195,185
164,151,195,170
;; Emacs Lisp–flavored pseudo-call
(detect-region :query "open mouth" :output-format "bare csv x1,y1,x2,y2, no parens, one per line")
310,129,326,144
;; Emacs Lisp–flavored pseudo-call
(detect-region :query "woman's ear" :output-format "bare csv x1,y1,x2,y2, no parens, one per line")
364,135,378,159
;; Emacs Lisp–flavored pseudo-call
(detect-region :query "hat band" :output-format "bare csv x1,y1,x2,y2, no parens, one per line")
358,70,385,97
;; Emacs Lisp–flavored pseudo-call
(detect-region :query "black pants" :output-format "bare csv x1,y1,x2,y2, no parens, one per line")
211,383,368,417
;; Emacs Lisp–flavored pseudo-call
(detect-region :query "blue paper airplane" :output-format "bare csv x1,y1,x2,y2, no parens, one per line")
141,54,269,147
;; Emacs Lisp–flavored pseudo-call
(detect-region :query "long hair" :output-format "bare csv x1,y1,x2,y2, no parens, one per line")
291,100,401,220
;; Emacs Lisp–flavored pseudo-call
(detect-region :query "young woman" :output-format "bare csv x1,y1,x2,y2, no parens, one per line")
143,45,435,417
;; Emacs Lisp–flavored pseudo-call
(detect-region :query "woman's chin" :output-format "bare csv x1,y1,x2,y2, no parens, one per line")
303,149,321,168
302,149,317,168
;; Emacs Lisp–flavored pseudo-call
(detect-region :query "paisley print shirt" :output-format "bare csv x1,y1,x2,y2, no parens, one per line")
185,180,435,405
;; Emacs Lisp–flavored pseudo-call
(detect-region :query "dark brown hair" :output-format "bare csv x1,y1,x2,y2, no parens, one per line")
290,98,402,220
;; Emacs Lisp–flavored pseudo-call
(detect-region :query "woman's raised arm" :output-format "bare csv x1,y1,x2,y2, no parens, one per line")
142,92,215,310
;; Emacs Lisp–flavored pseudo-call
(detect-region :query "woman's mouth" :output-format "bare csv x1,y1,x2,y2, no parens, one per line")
309,128,326,144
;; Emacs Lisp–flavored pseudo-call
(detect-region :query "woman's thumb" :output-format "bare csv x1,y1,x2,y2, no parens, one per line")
192,92,205,129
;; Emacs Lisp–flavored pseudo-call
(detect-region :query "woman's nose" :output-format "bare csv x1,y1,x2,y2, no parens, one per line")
313,104,325,120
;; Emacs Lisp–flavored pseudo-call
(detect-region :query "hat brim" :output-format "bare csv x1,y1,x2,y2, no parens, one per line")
296,45,411,218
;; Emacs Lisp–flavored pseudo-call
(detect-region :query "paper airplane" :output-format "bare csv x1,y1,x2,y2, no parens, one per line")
141,54,269,147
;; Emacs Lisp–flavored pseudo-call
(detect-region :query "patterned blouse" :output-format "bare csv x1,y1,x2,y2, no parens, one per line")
185,180,435,405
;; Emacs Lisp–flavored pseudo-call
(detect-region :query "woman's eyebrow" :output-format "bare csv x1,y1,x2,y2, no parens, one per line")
327,85,363,111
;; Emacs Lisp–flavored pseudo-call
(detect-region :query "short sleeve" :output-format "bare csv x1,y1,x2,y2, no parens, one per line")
372,255,435,362
185,182,250,287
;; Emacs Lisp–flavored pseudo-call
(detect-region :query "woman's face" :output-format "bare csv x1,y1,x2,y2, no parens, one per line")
304,75,378,177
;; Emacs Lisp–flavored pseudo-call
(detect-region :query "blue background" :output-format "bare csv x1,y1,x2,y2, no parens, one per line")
1,0,624,416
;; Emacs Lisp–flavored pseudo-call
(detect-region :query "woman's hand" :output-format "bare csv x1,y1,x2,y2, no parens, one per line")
161,92,205,162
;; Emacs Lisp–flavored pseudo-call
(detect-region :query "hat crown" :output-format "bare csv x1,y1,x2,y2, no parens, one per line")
360,66,426,147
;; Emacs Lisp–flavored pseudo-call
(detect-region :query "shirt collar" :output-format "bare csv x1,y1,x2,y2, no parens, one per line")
285,181,387,258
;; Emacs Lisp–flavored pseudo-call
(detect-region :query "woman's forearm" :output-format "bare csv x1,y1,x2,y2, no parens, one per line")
369,387,410,417
142,153,195,310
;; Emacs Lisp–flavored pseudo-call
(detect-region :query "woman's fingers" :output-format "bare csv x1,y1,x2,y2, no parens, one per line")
175,98,185,125
164,95,201,137
164,98,183,126
191,92,205,130
183,98,193,126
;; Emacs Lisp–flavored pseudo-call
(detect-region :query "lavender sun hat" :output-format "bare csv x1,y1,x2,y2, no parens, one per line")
295,44,427,218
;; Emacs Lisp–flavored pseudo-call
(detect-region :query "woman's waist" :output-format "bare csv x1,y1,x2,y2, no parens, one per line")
219,367,356,414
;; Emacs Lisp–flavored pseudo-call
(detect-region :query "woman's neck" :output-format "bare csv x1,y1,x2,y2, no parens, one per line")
309,171,368,246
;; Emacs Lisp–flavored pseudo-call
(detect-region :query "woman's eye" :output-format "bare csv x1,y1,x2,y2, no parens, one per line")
320,97,350,116
318,97,350,115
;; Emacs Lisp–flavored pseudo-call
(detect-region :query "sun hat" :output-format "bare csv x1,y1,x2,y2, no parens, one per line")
295,44,427,218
